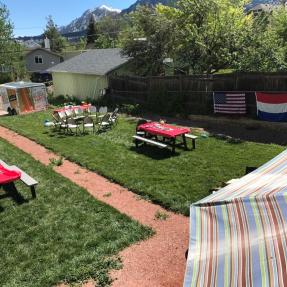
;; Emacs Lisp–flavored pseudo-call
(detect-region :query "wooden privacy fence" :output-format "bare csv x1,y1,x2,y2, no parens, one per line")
108,72,287,116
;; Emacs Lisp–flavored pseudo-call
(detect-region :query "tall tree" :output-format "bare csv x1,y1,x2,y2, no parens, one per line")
0,2,25,81
86,14,99,46
120,5,175,75
44,16,66,53
167,0,254,74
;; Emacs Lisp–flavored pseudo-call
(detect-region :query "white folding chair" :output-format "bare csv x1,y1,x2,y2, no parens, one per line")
99,106,108,114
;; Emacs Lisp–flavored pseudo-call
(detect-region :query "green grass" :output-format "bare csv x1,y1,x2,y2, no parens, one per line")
0,110,285,215
0,139,153,287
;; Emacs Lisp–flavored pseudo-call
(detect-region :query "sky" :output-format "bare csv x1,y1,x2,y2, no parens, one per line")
1,0,136,37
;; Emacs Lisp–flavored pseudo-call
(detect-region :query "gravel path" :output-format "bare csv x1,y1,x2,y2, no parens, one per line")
0,126,188,287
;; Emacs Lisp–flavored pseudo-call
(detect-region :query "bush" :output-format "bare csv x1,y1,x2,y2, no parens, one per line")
0,73,12,84
47,94,81,107
120,104,141,115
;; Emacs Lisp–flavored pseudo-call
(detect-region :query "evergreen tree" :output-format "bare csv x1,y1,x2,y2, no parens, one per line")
44,16,66,53
86,14,98,46
0,2,25,82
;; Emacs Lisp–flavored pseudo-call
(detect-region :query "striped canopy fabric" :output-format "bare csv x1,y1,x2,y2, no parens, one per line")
197,148,287,205
184,148,287,287
184,194,287,287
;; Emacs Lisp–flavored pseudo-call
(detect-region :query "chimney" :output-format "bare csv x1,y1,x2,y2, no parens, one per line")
44,37,50,50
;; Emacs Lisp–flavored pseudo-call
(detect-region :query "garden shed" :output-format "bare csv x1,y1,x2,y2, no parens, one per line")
0,81,48,115
47,48,131,100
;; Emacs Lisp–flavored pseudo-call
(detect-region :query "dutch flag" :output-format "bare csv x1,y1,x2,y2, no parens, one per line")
256,92,287,122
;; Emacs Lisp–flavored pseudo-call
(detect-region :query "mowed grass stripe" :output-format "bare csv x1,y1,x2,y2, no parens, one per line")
0,110,284,215
0,138,153,287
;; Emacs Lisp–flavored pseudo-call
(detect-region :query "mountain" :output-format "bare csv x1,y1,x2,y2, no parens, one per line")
58,5,121,34
122,0,176,14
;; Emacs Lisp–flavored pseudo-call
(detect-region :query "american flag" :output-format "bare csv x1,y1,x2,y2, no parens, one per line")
213,92,246,114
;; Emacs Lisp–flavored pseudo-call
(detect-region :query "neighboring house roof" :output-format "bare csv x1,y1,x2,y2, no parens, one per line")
25,48,63,59
47,48,130,76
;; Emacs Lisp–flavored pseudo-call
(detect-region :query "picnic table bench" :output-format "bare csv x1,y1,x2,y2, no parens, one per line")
0,160,38,198
133,135,168,149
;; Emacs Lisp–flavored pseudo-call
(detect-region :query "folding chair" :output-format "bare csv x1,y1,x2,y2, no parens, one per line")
83,116,95,134
67,118,80,135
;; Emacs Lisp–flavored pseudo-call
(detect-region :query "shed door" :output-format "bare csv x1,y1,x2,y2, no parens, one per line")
18,88,33,112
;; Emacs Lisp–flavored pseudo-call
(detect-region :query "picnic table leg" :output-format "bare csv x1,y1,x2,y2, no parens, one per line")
172,138,176,153
182,134,188,150
192,138,196,149
31,186,36,199
2,182,25,204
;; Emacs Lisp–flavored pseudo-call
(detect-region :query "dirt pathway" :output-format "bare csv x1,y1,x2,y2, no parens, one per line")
0,126,189,287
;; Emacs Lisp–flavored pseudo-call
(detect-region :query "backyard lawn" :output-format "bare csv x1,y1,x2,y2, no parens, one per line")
0,110,285,215
0,139,152,287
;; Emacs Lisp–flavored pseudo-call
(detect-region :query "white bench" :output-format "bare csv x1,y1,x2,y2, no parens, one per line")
0,160,38,198
226,178,240,185
133,135,168,149
185,134,198,149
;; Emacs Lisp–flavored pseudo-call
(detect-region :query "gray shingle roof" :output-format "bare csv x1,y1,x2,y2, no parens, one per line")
47,48,130,75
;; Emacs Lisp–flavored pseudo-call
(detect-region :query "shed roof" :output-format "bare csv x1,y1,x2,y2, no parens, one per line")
0,81,45,89
47,48,130,76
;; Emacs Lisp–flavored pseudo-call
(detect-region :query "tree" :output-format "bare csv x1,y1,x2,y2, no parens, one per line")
86,14,99,46
44,16,66,53
229,5,287,72
0,2,25,82
120,5,175,75
165,0,254,74
87,15,126,49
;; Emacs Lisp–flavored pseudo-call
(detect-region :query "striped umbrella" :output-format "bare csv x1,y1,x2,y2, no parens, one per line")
197,149,287,204
184,149,287,287
184,194,287,287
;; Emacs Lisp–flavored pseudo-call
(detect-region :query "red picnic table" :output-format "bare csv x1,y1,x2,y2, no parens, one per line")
137,122,190,153
0,160,38,200
0,164,21,185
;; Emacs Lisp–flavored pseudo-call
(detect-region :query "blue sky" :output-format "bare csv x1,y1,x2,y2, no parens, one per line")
1,0,135,37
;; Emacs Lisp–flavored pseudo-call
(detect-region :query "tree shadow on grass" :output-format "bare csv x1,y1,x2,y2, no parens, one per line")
129,145,180,160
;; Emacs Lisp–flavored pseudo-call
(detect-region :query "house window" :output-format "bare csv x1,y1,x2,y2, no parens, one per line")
35,55,43,64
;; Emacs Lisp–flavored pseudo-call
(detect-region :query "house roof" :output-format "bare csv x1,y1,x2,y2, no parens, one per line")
47,48,130,76
25,48,63,58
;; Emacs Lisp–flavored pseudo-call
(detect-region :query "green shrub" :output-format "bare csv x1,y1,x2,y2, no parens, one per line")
47,94,81,107
0,73,12,84
120,104,141,115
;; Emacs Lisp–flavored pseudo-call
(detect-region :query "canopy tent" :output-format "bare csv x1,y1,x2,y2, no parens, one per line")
0,81,48,115
184,194,287,287
184,148,287,287
197,148,287,204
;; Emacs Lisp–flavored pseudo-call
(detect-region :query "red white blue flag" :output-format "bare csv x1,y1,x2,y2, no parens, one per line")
256,92,287,122
213,92,246,114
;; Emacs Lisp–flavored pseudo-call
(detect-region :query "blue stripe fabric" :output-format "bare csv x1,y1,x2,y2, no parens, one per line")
258,110,287,122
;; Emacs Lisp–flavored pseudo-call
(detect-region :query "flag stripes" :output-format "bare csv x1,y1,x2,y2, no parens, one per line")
213,92,246,114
